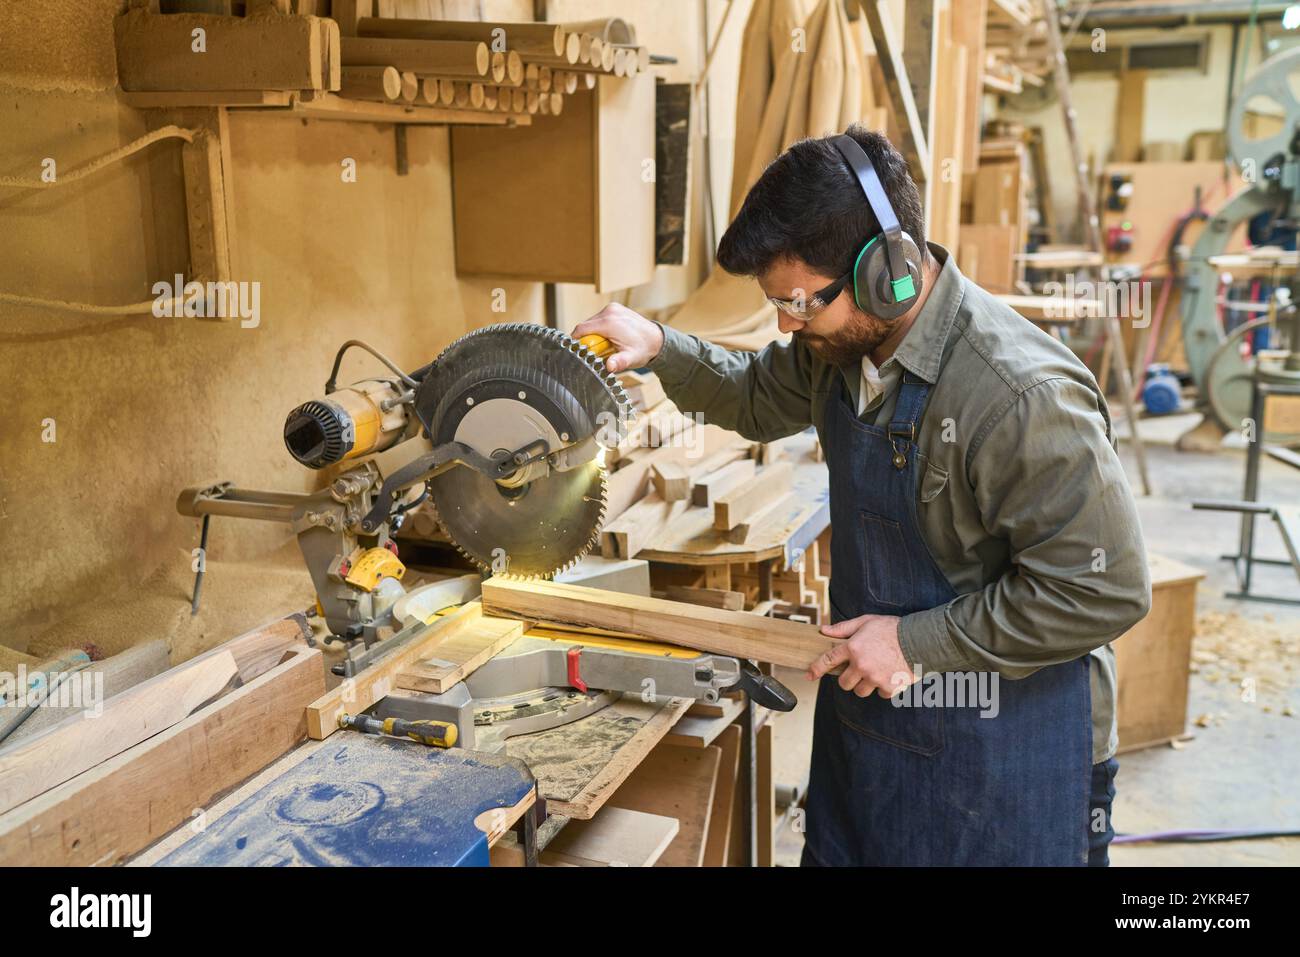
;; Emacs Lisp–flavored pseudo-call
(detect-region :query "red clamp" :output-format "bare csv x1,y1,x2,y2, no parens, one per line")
566,646,587,693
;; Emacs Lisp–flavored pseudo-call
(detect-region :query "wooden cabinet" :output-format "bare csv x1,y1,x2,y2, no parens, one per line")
1115,553,1205,752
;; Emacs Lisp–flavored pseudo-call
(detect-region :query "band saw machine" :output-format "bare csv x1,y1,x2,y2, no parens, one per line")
177,323,796,752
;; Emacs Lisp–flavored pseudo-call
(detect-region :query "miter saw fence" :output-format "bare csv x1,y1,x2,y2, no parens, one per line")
177,327,633,646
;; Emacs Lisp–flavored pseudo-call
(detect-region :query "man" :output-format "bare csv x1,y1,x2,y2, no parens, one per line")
575,126,1151,867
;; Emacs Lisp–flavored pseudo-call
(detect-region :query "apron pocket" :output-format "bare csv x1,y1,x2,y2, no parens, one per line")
859,510,912,609
832,685,945,756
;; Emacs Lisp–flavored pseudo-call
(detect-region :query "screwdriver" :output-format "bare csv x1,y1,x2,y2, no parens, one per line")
338,712,458,748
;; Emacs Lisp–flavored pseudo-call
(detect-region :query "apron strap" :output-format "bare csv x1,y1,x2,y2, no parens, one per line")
886,371,931,470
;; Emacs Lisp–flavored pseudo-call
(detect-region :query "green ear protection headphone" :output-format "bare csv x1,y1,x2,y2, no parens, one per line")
830,134,924,321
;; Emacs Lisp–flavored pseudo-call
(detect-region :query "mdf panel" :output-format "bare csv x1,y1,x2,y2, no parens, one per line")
451,74,655,291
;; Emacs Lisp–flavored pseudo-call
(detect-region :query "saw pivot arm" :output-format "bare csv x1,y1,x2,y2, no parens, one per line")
359,437,551,533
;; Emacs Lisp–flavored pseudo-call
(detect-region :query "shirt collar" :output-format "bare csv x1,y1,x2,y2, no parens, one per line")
877,242,964,384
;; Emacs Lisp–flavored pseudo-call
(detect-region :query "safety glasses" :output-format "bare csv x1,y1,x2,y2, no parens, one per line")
766,269,853,321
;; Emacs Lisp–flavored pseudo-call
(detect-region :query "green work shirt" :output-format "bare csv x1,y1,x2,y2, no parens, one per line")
648,245,1152,763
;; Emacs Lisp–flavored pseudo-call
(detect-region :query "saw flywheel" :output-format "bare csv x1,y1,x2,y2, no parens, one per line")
413,324,632,578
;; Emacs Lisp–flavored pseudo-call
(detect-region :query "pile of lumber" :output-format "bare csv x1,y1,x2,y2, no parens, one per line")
983,0,1050,95
0,616,323,866
601,369,795,547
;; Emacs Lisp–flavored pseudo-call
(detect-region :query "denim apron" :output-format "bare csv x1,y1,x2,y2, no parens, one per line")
801,373,1093,866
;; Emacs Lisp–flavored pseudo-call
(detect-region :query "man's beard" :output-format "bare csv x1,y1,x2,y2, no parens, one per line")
794,307,892,367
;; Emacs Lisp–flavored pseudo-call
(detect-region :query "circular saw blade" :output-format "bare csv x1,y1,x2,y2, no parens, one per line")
429,461,607,579
414,324,632,579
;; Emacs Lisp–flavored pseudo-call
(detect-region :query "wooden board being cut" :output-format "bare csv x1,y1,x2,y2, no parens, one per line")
306,602,485,739
396,613,523,694
481,578,842,673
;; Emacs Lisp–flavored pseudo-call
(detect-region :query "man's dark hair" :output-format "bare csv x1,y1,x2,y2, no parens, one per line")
716,125,927,280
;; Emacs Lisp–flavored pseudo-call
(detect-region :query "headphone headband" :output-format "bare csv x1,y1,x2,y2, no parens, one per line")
830,134,909,285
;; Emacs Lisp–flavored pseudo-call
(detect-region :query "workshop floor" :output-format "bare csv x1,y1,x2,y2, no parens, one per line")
775,412,1300,867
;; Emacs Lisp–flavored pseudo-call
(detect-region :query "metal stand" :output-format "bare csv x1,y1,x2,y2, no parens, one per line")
1193,380,1300,605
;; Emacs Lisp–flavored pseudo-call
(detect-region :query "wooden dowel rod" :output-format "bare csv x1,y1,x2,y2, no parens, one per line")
490,50,506,83
342,37,490,77
339,65,402,102
561,18,635,45
399,70,418,102
355,18,564,58
612,44,651,73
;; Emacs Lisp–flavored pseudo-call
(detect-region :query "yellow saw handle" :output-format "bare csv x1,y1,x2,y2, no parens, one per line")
579,333,616,360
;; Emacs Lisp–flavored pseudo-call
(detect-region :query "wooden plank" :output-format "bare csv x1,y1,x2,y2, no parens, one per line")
1114,69,1146,163
395,614,524,694
703,724,741,866
601,493,691,560
713,462,793,531
224,614,312,681
726,491,797,545
0,651,238,816
650,461,690,502
541,807,680,866
926,5,966,250
663,585,745,611
757,721,775,867
691,458,755,507
594,72,656,292
955,0,988,172
481,578,842,672
608,742,721,867
959,223,1018,293
664,696,747,749
114,8,329,92
859,0,930,176
0,645,323,867
305,602,483,739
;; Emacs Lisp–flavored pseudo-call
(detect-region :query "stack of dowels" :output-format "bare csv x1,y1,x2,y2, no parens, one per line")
333,17,649,120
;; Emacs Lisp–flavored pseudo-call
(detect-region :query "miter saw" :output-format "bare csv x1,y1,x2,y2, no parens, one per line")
179,323,630,646
178,324,798,746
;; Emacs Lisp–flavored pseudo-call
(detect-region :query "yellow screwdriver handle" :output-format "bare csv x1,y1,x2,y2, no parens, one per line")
579,333,616,360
